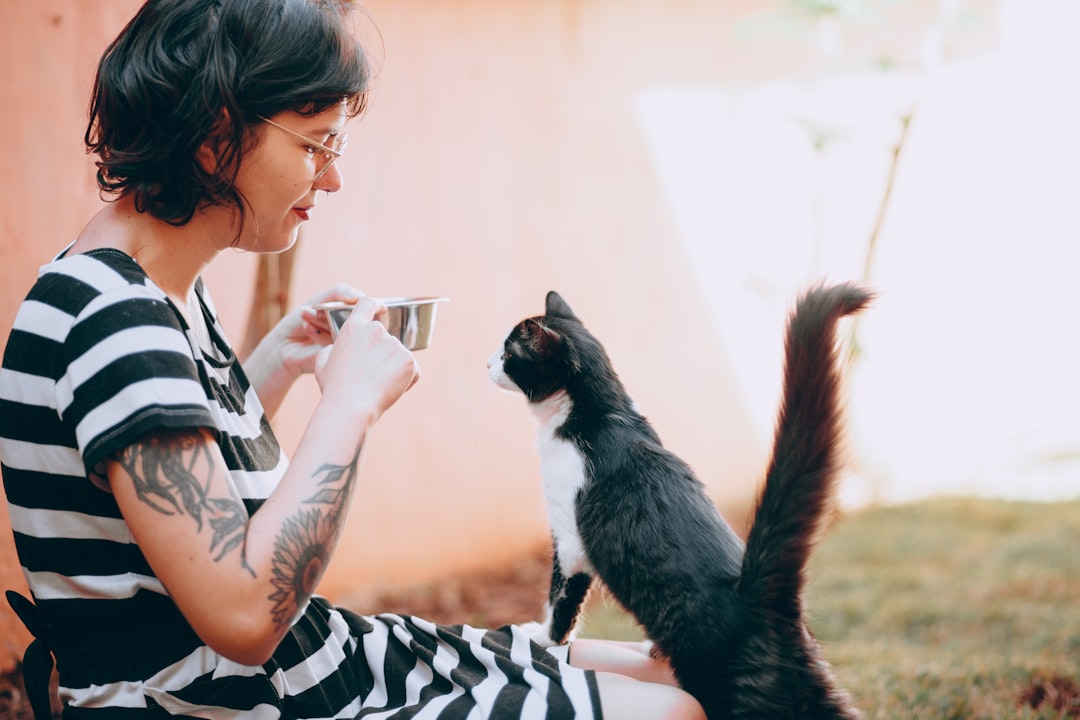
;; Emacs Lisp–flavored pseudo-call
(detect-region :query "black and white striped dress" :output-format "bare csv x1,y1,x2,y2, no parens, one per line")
0,248,600,719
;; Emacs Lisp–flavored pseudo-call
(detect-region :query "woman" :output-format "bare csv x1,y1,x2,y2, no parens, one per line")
0,0,705,718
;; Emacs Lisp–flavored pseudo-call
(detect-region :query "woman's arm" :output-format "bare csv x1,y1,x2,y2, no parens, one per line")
109,298,419,665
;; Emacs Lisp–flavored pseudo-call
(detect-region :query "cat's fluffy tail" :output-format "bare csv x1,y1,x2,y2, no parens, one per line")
737,282,872,617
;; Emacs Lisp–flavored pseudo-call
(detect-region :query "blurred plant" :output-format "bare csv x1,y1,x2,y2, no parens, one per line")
786,0,889,16
768,1,981,505
785,0,970,283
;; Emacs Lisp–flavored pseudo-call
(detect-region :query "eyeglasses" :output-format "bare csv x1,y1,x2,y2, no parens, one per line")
256,115,349,182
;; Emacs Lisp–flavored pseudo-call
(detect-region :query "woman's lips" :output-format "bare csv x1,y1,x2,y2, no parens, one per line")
293,207,311,221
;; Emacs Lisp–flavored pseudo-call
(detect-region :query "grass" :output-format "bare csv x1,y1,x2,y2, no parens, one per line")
576,497,1080,719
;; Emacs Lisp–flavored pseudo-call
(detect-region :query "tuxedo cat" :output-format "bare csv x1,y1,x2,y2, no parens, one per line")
487,284,869,719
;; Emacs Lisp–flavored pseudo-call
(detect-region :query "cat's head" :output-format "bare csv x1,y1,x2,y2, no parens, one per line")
487,291,605,403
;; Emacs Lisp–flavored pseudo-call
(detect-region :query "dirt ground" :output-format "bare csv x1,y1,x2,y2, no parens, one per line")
0,548,553,720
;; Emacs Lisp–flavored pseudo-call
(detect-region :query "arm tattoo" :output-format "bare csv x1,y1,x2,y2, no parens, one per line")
114,433,253,574
268,440,364,630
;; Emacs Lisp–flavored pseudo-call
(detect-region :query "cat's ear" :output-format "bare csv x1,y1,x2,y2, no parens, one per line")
545,291,579,322
525,319,563,357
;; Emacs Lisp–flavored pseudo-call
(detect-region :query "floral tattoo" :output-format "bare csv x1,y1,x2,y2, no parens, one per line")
268,442,364,629
115,432,252,573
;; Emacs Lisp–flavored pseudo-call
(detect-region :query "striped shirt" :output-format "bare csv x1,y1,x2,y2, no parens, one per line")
0,248,599,719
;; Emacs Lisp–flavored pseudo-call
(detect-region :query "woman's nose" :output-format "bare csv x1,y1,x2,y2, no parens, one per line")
316,161,344,193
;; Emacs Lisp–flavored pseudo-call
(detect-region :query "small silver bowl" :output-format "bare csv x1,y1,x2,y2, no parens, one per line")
314,297,449,350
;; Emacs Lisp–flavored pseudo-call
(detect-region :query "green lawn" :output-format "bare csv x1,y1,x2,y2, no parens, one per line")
578,498,1080,719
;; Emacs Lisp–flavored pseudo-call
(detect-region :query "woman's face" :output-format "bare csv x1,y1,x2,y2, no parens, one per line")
232,103,349,253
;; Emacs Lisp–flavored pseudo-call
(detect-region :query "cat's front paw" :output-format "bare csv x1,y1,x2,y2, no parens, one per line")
518,621,558,648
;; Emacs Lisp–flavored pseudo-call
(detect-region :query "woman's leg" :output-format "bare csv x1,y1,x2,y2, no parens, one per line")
569,639,705,720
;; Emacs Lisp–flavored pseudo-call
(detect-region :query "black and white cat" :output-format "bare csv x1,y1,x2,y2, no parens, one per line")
486,284,869,720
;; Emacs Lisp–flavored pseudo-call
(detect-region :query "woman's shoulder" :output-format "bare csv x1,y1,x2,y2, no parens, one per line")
39,246,153,294
27,248,168,321
8,249,184,361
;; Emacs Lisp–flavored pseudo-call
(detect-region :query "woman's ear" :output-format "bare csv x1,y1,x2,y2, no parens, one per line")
196,108,235,174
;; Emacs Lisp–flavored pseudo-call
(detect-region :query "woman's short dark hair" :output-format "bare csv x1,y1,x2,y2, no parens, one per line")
86,0,370,228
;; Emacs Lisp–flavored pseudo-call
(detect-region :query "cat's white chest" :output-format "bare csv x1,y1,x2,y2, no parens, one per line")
532,393,592,576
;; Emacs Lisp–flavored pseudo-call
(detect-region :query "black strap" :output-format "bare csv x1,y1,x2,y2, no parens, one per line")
6,590,55,720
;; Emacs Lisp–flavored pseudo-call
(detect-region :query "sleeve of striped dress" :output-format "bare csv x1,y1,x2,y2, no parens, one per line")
55,286,217,477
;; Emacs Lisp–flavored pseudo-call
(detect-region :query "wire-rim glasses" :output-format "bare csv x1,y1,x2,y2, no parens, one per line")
256,115,349,182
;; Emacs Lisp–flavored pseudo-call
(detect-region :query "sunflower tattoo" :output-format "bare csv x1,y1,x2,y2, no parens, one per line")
268,443,364,629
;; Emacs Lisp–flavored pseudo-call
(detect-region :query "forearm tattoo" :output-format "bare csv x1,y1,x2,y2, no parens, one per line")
115,432,252,573
268,441,364,629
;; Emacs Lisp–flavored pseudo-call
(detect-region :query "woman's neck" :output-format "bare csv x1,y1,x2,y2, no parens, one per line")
72,196,228,302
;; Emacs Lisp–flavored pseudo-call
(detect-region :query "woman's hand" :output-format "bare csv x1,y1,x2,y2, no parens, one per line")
244,284,367,417
312,295,420,425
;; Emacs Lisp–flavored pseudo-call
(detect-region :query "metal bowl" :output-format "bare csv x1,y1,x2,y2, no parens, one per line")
314,296,449,351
